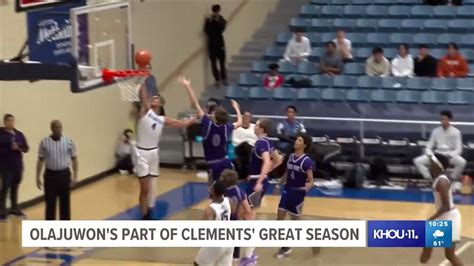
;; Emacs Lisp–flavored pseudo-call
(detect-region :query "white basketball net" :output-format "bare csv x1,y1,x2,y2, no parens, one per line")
115,75,148,102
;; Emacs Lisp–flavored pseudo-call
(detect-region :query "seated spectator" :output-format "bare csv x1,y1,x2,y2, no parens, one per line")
366,47,391,77
437,43,469,78
282,29,311,65
263,63,284,89
232,111,257,179
413,110,466,190
320,41,344,76
116,129,135,174
391,44,414,77
276,105,306,155
333,29,353,63
414,44,438,77
232,111,257,147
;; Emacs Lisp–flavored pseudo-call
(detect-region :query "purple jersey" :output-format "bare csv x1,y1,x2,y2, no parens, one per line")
201,115,234,162
286,153,313,190
249,137,273,178
225,185,247,220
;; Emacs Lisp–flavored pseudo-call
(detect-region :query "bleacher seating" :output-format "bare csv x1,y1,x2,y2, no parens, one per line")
230,75,473,93
223,0,474,178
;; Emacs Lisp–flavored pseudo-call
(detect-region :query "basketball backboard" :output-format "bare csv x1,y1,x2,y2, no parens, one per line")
70,1,132,92
1,1,132,93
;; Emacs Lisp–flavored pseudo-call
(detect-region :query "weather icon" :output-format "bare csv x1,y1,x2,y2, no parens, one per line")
433,230,445,239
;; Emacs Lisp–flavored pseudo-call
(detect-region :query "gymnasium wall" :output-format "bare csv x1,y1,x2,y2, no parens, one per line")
0,0,278,204
0,3,131,204
131,0,279,117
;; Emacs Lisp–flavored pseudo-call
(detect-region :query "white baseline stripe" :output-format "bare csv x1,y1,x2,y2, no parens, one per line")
439,241,473,266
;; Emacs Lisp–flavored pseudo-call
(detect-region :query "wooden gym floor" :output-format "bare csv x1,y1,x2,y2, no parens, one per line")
1,168,473,266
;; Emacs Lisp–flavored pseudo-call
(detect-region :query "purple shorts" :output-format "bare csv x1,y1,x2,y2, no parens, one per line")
246,178,269,208
207,158,234,186
278,188,306,216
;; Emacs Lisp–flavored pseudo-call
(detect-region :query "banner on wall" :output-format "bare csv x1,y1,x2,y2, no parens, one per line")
26,0,86,64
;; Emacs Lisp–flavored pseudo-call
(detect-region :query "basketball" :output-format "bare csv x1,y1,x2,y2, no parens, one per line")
135,49,152,68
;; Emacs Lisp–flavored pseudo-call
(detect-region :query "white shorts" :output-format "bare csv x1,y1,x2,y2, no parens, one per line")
195,247,233,266
437,208,462,242
132,147,160,178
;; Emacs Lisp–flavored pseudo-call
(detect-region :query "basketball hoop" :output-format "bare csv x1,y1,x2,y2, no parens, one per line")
102,68,149,102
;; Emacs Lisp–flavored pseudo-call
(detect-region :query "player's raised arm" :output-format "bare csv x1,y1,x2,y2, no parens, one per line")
230,99,242,129
164,116,197,128
178,76,205,118
139,84,150,117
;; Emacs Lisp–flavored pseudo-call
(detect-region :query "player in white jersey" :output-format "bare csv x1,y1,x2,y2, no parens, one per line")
419,153,463,266
195,181,233,266
135,84,195,220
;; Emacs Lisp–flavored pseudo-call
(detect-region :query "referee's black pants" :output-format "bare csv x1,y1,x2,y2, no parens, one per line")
44,169,71,220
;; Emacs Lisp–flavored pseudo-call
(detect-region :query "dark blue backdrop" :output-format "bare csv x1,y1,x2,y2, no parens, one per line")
27,1,86,64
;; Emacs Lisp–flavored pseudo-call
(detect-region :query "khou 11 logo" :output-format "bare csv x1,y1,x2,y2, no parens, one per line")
368,221,426,247
425,220,452,248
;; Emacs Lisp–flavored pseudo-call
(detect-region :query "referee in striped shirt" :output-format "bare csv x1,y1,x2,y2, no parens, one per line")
36,120,78,220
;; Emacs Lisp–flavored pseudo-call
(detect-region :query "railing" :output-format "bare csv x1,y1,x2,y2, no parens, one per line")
232,115,474,137
230,114,474,156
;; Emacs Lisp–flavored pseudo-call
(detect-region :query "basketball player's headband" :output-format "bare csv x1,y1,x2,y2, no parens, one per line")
431,155,445,171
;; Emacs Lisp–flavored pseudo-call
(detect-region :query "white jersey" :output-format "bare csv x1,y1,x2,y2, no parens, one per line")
433,175,455,210
432,174,461,242
137,109,165,149
210,197,231,221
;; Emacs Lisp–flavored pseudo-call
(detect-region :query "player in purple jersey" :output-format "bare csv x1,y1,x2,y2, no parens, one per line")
221,169,253,221
247,118,283,206
221,169,254,263
275,134,315,259
178,76,242,186
240,118,283,266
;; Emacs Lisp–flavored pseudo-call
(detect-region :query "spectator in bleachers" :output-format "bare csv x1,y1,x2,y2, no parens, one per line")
437,43,469,78
276,106,306,155
414,44,438,77
320,41,344,76
282,29,311,65
414,110,466,186
263,63,284,90
232,111,257,147
232,111,257,179
366,47,391,77
333,29,353,63
391,44,414,78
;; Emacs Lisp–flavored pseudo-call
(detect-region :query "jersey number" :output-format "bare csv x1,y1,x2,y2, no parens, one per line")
151,123,157,130
220,210,229,220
